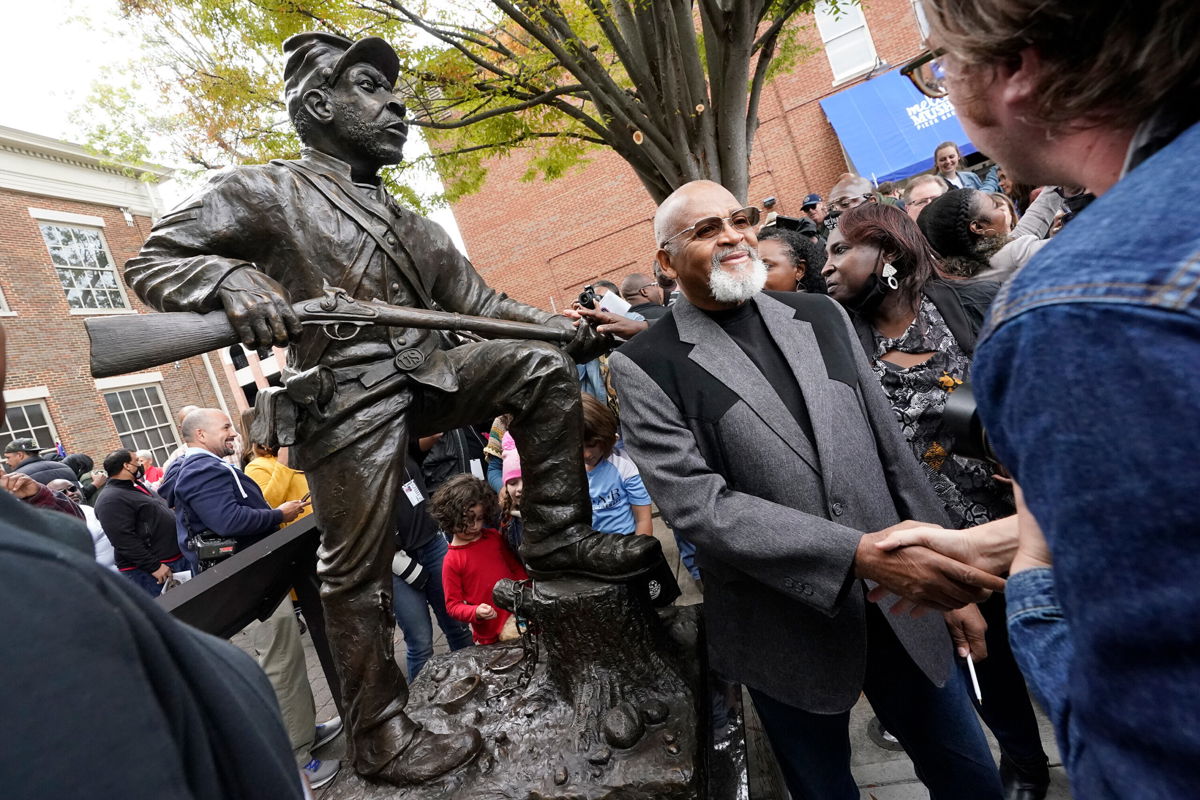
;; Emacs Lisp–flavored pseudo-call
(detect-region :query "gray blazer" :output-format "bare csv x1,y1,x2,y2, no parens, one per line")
609,291,953,712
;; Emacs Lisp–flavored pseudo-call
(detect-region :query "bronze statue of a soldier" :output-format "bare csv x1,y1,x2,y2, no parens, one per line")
125,32,661,784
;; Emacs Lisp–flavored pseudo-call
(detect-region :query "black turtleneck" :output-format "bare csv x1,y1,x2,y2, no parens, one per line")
702,301,814,443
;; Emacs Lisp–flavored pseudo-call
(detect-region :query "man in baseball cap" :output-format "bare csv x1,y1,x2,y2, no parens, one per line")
800,192,827,227
5,438,76,484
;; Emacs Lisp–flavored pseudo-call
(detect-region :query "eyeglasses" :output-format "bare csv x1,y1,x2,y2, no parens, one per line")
661,206,760,247
901,47,948,98
828,194,874,212
906,194,940,210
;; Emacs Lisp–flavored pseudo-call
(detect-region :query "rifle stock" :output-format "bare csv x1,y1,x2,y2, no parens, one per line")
87,310,241,378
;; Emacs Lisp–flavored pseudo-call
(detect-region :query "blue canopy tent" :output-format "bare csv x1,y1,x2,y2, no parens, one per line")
819,67,977,184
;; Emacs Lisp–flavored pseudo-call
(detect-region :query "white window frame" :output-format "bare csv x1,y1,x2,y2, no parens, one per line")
815,0,879,84
33,214,134,315
102,382,181,466
2,396,60,453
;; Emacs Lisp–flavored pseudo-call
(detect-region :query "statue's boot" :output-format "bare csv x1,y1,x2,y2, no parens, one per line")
362,715,483,785
523,528,662,582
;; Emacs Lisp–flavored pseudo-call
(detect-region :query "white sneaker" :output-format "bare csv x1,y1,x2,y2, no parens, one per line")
302,757,340,790
314,715,343,749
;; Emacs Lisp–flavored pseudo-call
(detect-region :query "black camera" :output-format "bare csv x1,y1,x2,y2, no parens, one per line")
942,382,999,465
578,284,600,310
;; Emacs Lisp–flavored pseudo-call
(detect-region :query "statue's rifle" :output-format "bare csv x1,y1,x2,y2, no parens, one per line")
85,285,574,379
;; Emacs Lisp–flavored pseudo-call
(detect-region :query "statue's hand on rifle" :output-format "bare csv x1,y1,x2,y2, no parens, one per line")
216,267,302,349
553,312,612,364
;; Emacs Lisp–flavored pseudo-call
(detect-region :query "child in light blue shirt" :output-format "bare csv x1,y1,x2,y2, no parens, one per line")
581,393,652,536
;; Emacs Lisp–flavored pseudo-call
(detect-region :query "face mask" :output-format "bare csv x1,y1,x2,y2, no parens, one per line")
134,464,145,480
845,260,899,317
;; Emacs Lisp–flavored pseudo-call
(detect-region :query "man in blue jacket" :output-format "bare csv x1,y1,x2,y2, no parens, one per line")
172,407,340,789
886,2,1200,797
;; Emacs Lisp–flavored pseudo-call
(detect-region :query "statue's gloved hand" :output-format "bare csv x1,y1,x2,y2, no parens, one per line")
553,313,612,364
217,267,302,349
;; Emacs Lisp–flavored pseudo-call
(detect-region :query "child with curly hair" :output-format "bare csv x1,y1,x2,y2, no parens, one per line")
430,474,527,645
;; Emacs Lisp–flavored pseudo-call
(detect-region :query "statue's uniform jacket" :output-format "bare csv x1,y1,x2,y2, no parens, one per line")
124,148,589,774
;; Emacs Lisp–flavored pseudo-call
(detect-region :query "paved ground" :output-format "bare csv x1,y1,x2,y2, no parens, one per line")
233,514,1072,798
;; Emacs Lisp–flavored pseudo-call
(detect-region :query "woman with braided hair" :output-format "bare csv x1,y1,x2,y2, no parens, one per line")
821,201,1051,798
917,186,1063,282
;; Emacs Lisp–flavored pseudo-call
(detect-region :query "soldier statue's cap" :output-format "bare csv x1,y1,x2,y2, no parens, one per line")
282,32,400,119
4,437,39,454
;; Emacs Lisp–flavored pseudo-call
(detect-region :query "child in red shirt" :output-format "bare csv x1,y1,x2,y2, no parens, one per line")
430,475,528,645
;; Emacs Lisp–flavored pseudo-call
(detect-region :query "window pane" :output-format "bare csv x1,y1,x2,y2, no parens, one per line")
815,1,867,39
825,29,876,79
104,386,180,464
1,401,57,451
41,224,127,311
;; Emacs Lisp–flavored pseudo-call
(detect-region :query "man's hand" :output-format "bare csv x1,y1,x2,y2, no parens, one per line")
277,499,307,523
873,516,1018,576
0,472,42,499
575,306,649,340
476,603,497,620
217,267,301,349
854,523,1007,613
944,604,988,661
151,563,173,584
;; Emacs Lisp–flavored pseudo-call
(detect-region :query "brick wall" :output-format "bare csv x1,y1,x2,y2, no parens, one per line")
448,0,925,310
0,187,241,465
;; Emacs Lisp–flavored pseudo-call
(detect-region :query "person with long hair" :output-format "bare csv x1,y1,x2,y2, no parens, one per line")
822,202,1051,798
918,186,1062,281
932,141,999,191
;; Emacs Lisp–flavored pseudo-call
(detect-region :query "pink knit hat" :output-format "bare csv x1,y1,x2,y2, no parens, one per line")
502,447,522,485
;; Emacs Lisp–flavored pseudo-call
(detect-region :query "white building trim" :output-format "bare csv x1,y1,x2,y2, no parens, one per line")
94,371,165,391
28,207,107,227
3,385,50,403
0,125,171,219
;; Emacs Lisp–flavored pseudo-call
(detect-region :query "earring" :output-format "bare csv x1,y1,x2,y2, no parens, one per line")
881,262,899,290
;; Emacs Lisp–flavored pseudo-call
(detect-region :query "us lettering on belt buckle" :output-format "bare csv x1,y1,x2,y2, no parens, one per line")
394,348,425,370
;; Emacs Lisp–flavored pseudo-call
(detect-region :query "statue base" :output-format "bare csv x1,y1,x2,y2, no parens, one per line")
322,577,735,799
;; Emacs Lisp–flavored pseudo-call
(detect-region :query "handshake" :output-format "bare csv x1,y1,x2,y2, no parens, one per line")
854,519,1014,615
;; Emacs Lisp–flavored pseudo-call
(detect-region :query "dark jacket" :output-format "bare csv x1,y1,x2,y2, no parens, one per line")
850,278,1001,360
628,301,669,320
0,491,303,800
13,456,78,486
93,479,182,573
170,452,282,552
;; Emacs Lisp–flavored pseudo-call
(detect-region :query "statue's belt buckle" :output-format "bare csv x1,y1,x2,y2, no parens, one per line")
393,348,425,371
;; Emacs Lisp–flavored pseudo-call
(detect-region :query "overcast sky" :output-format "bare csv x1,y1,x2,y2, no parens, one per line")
1,0,468,252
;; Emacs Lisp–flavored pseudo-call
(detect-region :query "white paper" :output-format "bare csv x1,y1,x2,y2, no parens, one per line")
598,290,632,315
469,459,485,479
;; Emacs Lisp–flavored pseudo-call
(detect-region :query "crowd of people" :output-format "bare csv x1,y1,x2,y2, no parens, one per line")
3,1,1197,797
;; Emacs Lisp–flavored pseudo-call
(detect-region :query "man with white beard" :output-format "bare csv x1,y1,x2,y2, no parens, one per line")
608,180,1005,799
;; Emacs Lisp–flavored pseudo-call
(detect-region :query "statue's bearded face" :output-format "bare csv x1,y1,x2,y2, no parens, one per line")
327,63,409,167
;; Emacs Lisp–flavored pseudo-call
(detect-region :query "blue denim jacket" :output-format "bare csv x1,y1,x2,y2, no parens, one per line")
974,119,1200,799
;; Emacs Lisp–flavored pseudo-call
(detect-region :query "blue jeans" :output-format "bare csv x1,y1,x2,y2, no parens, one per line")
749,603,1002,800
391,535,472,678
